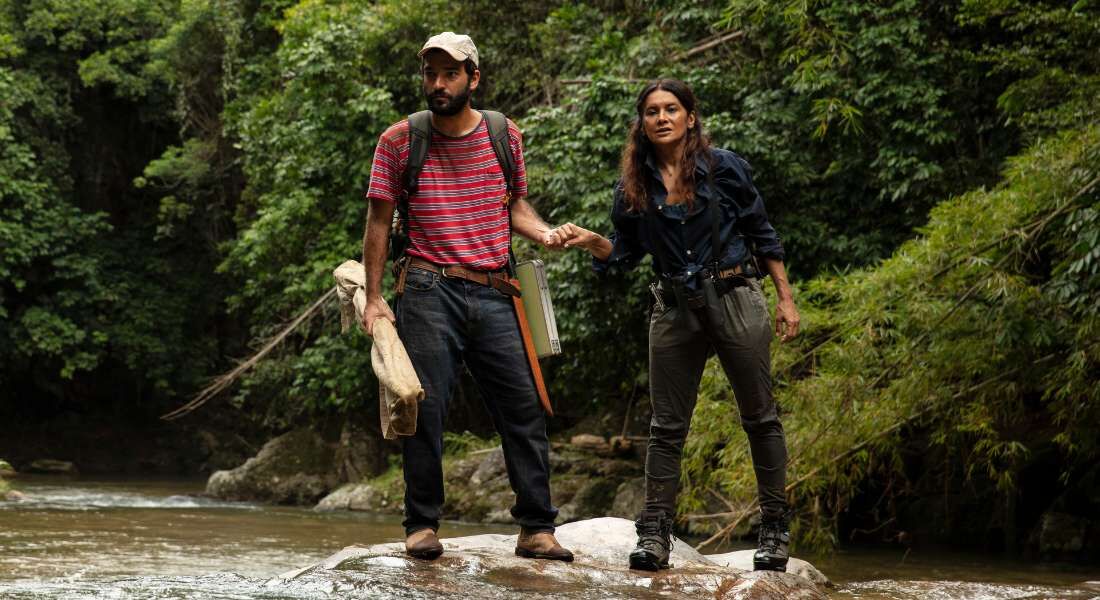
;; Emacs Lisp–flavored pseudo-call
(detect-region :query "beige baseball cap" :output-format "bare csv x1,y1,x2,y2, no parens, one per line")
418,32,479,67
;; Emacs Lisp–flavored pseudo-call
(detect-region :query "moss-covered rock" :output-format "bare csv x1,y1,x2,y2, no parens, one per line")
207,428,338,505
316,441,645,526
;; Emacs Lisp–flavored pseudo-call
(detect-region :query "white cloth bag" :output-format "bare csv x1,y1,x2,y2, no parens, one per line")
333,260,422,439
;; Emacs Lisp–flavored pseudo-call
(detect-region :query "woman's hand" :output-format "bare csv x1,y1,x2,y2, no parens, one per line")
545,223,613,260
552,223,596,249
774,297,800,343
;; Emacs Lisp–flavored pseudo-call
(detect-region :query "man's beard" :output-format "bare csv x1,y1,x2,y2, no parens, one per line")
426,83,471,116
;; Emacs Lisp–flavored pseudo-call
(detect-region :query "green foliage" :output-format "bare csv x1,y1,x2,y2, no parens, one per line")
675,0,1100,550
521,78,654,406
442,431,500,458
3,0,1098,554
957,0,1100,136
1,0,228,406
0,13,114,383
681,125,1100,549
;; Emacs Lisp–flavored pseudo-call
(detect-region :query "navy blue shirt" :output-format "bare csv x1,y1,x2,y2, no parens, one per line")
593,148,784,285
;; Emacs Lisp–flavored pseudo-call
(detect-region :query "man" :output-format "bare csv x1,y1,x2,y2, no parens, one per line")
360,32,572,562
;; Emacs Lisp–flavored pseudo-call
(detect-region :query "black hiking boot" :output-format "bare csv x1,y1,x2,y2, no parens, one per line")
629,509,673,571
753,512,791,572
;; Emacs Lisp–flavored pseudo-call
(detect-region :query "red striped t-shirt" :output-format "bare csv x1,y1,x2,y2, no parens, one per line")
366,116,527,270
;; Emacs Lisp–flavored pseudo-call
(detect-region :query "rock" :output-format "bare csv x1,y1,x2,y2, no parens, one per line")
273,517,828,599
608,435,634,456
558,478,619,522
206,428,337,505
3,490,26,502
706,550,831,588
610,477,645,519
315,482,403,513
469,447,507,486
334,419,388,482
0,459,16,478
196,429,256,473
26,459,77,475
570,433,608,450
313,443,643,527
1037,511,1095,560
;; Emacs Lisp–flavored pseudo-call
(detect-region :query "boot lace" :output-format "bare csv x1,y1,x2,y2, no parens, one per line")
635,518,673,553
758,521,786,554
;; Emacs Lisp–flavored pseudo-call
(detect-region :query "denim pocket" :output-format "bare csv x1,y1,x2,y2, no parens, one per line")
404,267,439,292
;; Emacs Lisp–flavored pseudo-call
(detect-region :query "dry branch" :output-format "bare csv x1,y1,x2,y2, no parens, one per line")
673,30,744,61
160,286,338,420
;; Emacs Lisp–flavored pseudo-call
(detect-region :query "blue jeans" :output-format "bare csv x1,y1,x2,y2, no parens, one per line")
395,266,558,535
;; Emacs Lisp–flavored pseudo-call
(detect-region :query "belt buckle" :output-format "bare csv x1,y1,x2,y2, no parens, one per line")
439,265,451,279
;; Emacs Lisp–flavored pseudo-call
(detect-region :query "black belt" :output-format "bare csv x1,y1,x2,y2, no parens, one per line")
656,271,750,309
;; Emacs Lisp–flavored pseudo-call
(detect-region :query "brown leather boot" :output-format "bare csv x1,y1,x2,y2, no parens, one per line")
514,528,574,562
405,528,443,560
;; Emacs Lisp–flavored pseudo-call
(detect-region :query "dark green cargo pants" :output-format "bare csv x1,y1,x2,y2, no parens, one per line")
645,279,789,518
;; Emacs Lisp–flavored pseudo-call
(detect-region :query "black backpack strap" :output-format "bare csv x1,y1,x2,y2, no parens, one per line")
389,111,432,263
402,110,433,198
480,110,515,196
480,109,519,274
707,151,724,273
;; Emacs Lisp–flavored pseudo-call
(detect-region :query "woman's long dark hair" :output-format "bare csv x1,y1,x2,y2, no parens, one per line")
620,79,713,212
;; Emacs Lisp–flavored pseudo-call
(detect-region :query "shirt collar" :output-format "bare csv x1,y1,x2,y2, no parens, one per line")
643,150,715,176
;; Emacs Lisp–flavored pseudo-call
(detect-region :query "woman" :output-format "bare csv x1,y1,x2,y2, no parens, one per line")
551,79,800,572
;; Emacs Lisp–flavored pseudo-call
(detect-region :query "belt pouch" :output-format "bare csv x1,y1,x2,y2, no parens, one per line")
393,256,410,295
701,276,726,327
670,283,703,333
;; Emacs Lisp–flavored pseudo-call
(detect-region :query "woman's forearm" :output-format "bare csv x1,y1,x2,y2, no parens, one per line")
761,257,793,302
585,236,613,261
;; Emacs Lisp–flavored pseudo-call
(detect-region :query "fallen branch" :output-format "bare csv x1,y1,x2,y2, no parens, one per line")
673,30,744,61
160,287,338,420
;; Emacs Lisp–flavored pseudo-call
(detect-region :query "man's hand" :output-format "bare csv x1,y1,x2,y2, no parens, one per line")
546,222,613,261
774,298,801,343
543,227,566,249
360,296,396,337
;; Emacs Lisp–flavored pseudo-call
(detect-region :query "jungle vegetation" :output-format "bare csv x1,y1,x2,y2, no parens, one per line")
2,0,1097,552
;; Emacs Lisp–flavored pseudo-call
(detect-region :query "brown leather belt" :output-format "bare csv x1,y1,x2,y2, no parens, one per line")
406,257,520,297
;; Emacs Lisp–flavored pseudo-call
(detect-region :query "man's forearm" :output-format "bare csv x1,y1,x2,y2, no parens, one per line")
761,257,793,302
510,198,551,244
363,198,393,297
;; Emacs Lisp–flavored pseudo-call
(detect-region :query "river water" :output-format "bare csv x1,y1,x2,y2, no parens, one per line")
0,478,1096,599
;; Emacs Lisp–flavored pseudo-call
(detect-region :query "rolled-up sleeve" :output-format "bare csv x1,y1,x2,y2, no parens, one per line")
593,184,646,275
718,152,785,261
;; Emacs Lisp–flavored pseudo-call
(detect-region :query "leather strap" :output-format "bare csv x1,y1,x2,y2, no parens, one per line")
713,264,744,279
510,282,553,416
407,258,520,297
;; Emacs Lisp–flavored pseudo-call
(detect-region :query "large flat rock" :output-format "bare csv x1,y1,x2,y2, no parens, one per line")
269,517,828,599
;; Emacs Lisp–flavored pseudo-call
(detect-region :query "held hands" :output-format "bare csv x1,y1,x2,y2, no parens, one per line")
774,298,801,343
360,295,396,337
544,223,600,251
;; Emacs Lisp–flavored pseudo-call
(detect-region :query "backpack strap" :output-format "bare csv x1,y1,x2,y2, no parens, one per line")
402,110,433,197
397,109,519,272
401,110,514,197
480,110,515,197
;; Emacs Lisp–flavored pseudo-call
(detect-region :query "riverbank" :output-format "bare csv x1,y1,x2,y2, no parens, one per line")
314,437,646,525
